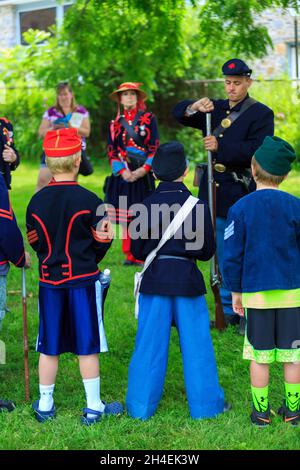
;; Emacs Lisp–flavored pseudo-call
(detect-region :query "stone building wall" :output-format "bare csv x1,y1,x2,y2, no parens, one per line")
252,8,300,78
0,5,16,49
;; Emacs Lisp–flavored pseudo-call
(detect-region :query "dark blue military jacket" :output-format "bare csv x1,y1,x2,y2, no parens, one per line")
172,95,274,217
223,189,300,292
0,118,20,189
130,181,215,296
0,174,25,274
26,180,112,288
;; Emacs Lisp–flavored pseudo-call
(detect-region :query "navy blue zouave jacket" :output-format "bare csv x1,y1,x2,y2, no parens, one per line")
130,181,216,296
223,189,300,293
172,95,274,217
0,174,25,275
26,180,112,288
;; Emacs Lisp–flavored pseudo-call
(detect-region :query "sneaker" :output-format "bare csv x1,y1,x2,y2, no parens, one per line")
0,399,15,412
278,401,300,426
81,401,124,426
32,399,56,423
250,405,271,427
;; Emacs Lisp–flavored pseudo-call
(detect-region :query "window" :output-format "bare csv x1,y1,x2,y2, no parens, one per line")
16,2,74,45
19,8,56,45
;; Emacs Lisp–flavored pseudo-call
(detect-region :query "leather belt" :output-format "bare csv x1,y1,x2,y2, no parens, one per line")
214,163,250,173
157,255,195,263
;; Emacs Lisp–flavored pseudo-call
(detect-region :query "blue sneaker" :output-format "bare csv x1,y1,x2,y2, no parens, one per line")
32,400,56,423
81,401,123,426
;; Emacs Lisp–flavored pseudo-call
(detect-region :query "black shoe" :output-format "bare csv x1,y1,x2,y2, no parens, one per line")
223,402,232,413
0,399,16,412
238,317,246,335
278,401,300,426
123,260,144,267
225,314,240,326
123,260,134,266
250,405,271,427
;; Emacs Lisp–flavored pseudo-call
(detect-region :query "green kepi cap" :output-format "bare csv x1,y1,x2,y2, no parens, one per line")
254,136,296,176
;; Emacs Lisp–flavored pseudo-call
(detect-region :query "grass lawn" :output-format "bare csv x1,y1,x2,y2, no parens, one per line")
0,159,299,450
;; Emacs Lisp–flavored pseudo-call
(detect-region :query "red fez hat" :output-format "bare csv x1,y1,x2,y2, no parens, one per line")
43,128,82,158
109,82,147,102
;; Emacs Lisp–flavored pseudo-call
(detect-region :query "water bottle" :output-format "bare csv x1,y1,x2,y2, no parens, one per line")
99,268,111,289
100,269,111,312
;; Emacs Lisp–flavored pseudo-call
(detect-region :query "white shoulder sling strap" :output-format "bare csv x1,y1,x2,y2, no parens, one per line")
134,195,199,318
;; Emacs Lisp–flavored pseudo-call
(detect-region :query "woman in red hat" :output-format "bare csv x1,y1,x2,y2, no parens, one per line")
106,82,159,266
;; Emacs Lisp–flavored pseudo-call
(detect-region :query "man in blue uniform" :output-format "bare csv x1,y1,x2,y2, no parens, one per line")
172,58,274,330
0,117,19,189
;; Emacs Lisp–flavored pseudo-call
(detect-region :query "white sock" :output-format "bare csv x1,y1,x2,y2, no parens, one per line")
39,384,55,412
83,376,105,418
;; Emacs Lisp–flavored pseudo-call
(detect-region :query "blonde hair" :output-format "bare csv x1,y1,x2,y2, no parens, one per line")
46,151,81,174
252,156,286,185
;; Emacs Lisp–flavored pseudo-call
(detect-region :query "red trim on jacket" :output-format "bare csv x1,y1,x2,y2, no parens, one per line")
15,252,25,267
65,210,91,277
39,270,100,286
48,179,79,186
0,201,13,221
31,213,52,279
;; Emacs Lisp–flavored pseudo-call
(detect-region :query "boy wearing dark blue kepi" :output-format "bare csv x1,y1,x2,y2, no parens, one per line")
126,141,229,420
26,128,123,424
223,136,300,426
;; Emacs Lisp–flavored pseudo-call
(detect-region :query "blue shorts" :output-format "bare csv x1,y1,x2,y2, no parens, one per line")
37,280,108,355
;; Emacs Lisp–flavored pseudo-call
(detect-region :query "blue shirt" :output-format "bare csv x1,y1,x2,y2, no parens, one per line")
130,181,215,296
223,189,300,293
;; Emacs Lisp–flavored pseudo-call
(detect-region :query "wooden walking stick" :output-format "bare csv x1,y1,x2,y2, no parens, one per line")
22,268,30,401
206,113,226,331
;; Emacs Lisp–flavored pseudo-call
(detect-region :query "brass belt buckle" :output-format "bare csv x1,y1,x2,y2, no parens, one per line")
214,163,226,173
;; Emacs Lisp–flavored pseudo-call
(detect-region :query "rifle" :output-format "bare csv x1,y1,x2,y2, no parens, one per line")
206,113,226,331
22,268,30,401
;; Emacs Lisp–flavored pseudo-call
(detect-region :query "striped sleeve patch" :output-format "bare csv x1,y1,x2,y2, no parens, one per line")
27,229,39,245
224,221,234,240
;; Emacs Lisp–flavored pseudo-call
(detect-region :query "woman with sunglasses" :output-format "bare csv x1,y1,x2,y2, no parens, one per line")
36,82,91,191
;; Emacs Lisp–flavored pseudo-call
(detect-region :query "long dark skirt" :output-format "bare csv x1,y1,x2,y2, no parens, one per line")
105,173,155,224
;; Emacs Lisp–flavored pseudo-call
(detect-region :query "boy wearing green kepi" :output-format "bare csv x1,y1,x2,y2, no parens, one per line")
223,136,300,426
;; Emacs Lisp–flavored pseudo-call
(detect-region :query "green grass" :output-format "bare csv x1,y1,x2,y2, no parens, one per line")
0,160,300,450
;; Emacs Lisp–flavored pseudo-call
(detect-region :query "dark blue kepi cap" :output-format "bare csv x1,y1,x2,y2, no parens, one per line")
222,58,252,77
152,141,188,182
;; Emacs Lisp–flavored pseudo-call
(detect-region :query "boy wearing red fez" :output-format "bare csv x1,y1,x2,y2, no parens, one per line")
223,136,300,426
26,128,123,424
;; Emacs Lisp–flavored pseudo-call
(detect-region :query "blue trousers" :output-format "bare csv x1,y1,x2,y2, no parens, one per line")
216,217,234,316
126,294,225,420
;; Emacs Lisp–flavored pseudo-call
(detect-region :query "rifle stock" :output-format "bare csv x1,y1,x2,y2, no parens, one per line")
206,113,226,331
